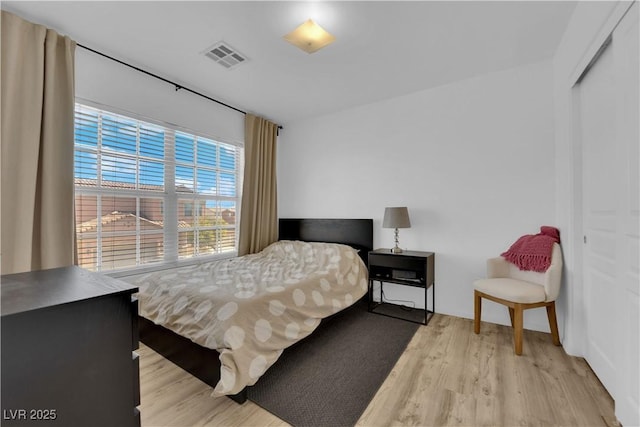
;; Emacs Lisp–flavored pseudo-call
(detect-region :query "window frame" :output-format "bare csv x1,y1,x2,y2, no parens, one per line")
74,100,243,275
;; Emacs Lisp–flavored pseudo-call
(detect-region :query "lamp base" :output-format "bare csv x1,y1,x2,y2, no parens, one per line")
391,228,403,253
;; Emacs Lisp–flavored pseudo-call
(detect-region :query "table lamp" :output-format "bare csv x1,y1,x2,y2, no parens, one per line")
383,207,411,253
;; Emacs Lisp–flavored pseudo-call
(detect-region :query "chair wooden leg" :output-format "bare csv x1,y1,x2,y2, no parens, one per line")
508,307,515,327
546,302,561,346
513,304,523,355
474,291,482,334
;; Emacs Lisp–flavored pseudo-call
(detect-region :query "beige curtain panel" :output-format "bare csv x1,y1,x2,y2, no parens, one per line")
1,11,76,275
238,114,278,256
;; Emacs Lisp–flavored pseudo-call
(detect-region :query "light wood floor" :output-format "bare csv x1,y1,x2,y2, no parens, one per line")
139,314,618,427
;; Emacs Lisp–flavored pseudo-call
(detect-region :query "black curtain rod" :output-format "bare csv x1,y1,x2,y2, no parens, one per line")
77,43,282,130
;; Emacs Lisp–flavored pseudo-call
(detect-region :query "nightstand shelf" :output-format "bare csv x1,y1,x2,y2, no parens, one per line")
368,249,435,325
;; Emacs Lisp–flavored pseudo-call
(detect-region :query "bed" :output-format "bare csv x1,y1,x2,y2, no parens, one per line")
135,218,373,404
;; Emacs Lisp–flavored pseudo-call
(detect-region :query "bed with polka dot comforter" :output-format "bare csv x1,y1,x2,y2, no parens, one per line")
134,240,368,396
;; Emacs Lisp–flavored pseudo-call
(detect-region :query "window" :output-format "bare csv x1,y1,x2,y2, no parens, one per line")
74,103,242,272
184,203,193,217
174,131,239,258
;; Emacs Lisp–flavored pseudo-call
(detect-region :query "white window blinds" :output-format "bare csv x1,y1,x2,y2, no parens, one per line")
74,103,243,272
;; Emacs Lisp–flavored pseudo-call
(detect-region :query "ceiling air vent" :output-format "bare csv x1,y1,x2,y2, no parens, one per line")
203,42,248,69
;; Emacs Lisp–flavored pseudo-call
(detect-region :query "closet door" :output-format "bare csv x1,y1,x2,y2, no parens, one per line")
611,4,639,425
579,31,617,397
578,4,638,425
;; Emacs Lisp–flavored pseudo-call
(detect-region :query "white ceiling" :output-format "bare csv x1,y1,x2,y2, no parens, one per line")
2,1,577,125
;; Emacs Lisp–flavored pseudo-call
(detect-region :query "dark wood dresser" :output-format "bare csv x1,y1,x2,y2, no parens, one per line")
1,266,140,427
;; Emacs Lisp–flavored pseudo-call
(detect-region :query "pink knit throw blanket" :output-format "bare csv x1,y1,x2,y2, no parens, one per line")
501,226,560,272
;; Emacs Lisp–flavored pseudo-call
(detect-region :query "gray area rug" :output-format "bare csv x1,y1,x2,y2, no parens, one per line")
247,301,420,427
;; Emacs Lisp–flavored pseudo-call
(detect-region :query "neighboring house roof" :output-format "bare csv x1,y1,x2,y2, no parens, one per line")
77,211,194,233
75,178,194,193
77,211,163,233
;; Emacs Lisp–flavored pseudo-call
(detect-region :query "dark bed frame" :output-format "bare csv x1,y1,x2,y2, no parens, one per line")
139,218,373,404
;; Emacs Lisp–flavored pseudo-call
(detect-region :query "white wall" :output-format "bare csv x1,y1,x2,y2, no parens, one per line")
278,60,557,332
75,48,244,144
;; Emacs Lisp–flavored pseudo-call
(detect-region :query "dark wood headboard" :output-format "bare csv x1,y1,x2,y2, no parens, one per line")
278,218,373,264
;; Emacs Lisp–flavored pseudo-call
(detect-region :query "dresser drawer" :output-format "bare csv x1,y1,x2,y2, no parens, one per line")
131,297,139,351
132,352,140,407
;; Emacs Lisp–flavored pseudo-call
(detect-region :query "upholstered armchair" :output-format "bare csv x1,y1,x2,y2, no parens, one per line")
473,243,563,355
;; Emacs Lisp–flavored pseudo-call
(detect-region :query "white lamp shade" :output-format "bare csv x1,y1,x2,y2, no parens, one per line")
383,207,411,229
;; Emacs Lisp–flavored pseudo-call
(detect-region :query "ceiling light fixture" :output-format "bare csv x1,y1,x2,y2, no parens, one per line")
283,19,336,54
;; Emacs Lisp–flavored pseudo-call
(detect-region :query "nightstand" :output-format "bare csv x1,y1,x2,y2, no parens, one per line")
368,249,435,325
